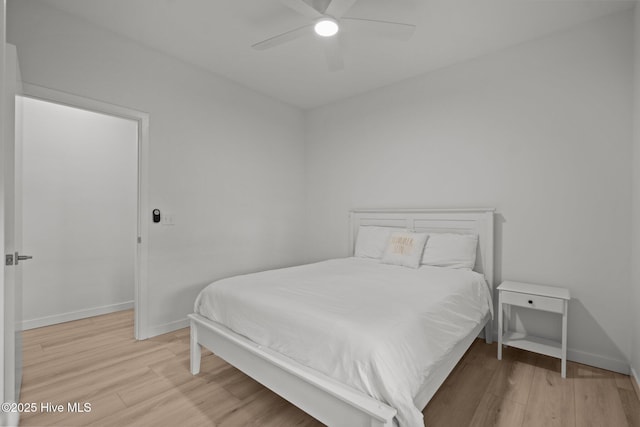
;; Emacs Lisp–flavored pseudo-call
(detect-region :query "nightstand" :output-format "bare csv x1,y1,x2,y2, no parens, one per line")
497,281,570,378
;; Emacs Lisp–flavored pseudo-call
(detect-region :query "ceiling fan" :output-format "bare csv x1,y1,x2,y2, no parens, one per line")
252,0,416,71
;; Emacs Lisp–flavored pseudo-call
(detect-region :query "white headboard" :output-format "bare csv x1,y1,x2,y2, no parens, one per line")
349,208,495,289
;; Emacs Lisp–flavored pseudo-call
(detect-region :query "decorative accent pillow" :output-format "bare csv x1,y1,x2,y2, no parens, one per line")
381,231,428,268
354,226,397,259
421,233,478,269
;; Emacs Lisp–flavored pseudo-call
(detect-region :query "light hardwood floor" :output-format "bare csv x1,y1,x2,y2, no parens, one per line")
19,310,640,426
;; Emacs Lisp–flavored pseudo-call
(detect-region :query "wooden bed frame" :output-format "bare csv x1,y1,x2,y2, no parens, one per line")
189,208,495,426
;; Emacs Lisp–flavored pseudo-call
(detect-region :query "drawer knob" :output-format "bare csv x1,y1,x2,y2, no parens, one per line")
528,300,533,304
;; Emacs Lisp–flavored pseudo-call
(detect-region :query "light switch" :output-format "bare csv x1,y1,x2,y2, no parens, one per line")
162,213,175,225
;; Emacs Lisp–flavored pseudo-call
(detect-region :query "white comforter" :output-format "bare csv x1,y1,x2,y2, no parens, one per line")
194,257,492,427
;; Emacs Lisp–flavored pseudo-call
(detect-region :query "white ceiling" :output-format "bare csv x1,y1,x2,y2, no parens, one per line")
42,0,635,109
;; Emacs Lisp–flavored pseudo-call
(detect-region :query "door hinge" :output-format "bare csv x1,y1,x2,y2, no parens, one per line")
5,254,14,266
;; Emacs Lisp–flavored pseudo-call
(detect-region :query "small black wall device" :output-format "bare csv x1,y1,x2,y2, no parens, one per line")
152,209,161,223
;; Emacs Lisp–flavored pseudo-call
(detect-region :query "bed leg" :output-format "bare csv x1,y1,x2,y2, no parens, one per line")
484,322,493,344
190,321,201,375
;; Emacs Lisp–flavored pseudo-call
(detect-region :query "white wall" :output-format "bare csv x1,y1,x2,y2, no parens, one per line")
7,0,307,335
305,12,634,373
21,97,137,327
631,2,640,385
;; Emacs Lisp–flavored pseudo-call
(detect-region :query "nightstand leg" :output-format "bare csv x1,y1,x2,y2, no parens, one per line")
497,295,503,360
561,301,568,378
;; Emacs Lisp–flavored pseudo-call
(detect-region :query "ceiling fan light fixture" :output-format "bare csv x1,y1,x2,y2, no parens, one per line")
314,18,339,37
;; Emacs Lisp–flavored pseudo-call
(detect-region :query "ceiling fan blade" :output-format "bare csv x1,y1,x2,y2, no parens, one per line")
323,37,344,72
280,0,323,18
342,17,416,41
324,0,358,18
252,25,314,50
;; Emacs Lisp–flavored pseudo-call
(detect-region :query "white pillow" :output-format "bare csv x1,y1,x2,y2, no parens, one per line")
354,226,396,259
381,231,428,269
421,233,478,269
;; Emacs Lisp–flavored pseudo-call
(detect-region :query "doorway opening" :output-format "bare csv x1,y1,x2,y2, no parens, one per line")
18,84,149,340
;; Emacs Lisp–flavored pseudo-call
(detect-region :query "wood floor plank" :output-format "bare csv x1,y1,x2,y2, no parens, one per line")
22,332,132,367
618,387,640,427
22,366,152,405
21,393,127,427
238,386,290,418
468,392,525,427
486,346,535,405
23,313,132,347
615,372,636,391
245,403,323,427
93,378,238,426
633,374,640,402
22,345,175,394
423,361,495,427
521,356,576,427
19,310,639,427
117,365,197,408
574,363,630,427
463,339,502,371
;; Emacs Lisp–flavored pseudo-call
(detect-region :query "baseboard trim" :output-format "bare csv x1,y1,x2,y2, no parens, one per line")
566,348,629,375
145,318,189,338
631,367,640,401
21,301,134,330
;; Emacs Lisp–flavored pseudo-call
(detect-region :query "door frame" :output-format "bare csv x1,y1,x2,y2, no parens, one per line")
21,83,150,340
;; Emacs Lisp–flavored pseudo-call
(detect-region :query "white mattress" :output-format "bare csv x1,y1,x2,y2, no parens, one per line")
194,257,492,427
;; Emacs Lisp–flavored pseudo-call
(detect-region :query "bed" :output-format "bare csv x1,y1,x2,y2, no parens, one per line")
189,208,495,427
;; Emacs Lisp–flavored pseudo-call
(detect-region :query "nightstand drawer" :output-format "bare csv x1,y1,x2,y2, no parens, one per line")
500,290,565,314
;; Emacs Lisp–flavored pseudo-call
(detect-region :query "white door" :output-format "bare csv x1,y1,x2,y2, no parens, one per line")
2,43,24,417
